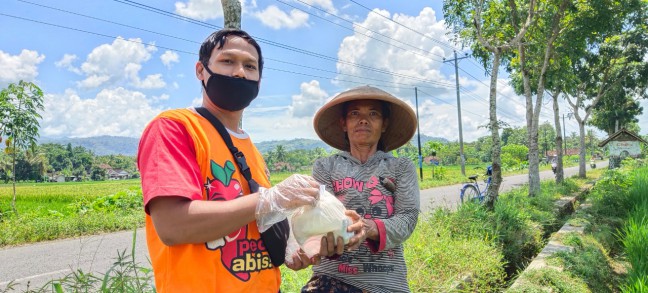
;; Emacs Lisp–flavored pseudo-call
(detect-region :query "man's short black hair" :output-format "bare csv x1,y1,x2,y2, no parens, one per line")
199,28,264,78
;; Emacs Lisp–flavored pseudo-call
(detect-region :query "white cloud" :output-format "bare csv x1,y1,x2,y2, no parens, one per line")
40,87,164,138
335,7,451,96
136,74,166,89
0,49,45,86
244,111,317,142
299,0,336,14
152,94,170,102
290,80,328,117
160,50,179,68
254,5,309,29
329,7,536,143
637,99,648,136
191,97,203,107
124,63,166,89
175,0,224,21
54,54,81,74
78,37,158,89
77,75,111,88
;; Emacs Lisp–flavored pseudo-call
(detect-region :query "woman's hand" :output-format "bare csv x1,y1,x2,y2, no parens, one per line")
317,210,366,258
285,248,320,271
362,218,379,241
344,210,366,250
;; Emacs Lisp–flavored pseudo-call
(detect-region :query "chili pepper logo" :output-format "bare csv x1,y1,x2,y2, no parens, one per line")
204,160,250,281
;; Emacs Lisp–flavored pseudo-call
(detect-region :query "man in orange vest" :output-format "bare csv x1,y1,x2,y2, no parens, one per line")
138,28,364,292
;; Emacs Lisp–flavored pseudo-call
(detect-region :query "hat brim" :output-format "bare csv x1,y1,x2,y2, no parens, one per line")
313,86,418,152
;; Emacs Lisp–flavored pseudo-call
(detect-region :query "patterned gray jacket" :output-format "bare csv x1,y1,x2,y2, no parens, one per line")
310,151,420,293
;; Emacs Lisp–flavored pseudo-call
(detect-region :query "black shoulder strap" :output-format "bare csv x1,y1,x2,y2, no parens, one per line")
195,107,259,192
195,107,289,267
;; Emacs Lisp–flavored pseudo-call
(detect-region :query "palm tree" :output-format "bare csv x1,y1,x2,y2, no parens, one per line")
24,150,48,181
0,151,11,183
274,145,287,163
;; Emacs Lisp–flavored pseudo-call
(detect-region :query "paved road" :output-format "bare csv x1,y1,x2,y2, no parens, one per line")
0,161,606,291
420,160,607,212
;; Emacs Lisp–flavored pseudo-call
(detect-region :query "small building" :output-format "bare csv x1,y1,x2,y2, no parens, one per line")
107,168,130,180
598,128,648,168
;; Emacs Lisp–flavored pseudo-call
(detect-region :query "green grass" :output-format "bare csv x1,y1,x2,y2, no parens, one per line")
508,268,590,293
509,163,648,293
0,163,609,292
549,233,621,292
0,179,143,246
620,168,648,292
270,162,570,189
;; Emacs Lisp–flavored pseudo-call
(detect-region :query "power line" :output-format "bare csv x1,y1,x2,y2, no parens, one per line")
416,88,489,121
108,0,457,89
280,0,446,60
12,0,456,90
0,13,195,56
0,11,454,93
11,0,557,130
348,0,458,52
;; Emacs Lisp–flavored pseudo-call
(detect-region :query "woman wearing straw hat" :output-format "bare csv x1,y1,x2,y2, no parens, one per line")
302,86,420,293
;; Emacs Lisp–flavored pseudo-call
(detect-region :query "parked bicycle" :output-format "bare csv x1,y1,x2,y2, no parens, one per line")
460,165,492,204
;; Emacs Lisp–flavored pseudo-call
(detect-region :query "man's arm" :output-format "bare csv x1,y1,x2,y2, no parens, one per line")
148,193,259,246
139,118,318,247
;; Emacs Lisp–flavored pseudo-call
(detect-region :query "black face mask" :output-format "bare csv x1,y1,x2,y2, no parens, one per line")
201,63,259,111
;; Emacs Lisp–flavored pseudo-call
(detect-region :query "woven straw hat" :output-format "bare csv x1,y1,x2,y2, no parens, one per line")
313,85,417,152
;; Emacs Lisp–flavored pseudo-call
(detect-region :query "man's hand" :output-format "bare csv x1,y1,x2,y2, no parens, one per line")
258,174,320,213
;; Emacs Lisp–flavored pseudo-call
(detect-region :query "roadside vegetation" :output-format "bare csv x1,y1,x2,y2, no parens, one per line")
0,179,142,246
510,159,647,292
0,161,640,292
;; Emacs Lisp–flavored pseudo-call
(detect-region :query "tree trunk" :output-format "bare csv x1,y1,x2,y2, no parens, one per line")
552,91,564,184
485,51,503,210
578,120,587,178
221,0,241,29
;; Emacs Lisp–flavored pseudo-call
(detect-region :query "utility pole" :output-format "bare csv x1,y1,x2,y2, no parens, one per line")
415,87,423,180
543,128,548,158
562,114,567,156
443,50,469,176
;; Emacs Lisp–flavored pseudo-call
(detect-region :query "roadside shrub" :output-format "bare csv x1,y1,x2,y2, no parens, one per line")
508,268,590,293
586,169,634,254
406,211,506,292
70,188,142,215
619,168,648,292
551,233,620,292
431,165,447,179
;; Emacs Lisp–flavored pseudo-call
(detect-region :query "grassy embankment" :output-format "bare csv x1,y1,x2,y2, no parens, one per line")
0,159,597,292
509,162,648,292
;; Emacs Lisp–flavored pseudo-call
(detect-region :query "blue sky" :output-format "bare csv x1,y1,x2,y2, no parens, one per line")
1,0,645,143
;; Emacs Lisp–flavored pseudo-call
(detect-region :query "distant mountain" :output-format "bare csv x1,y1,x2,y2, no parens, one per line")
414,134,449,145
255,138,333,153
38,136,140,156
31,134,449,157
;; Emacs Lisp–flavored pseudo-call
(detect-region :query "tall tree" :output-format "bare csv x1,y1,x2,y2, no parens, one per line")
503,0,570,196
562,0,648,177
589,90,643,136
0,80,44,214
548,89,565,183
444,0,536,208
